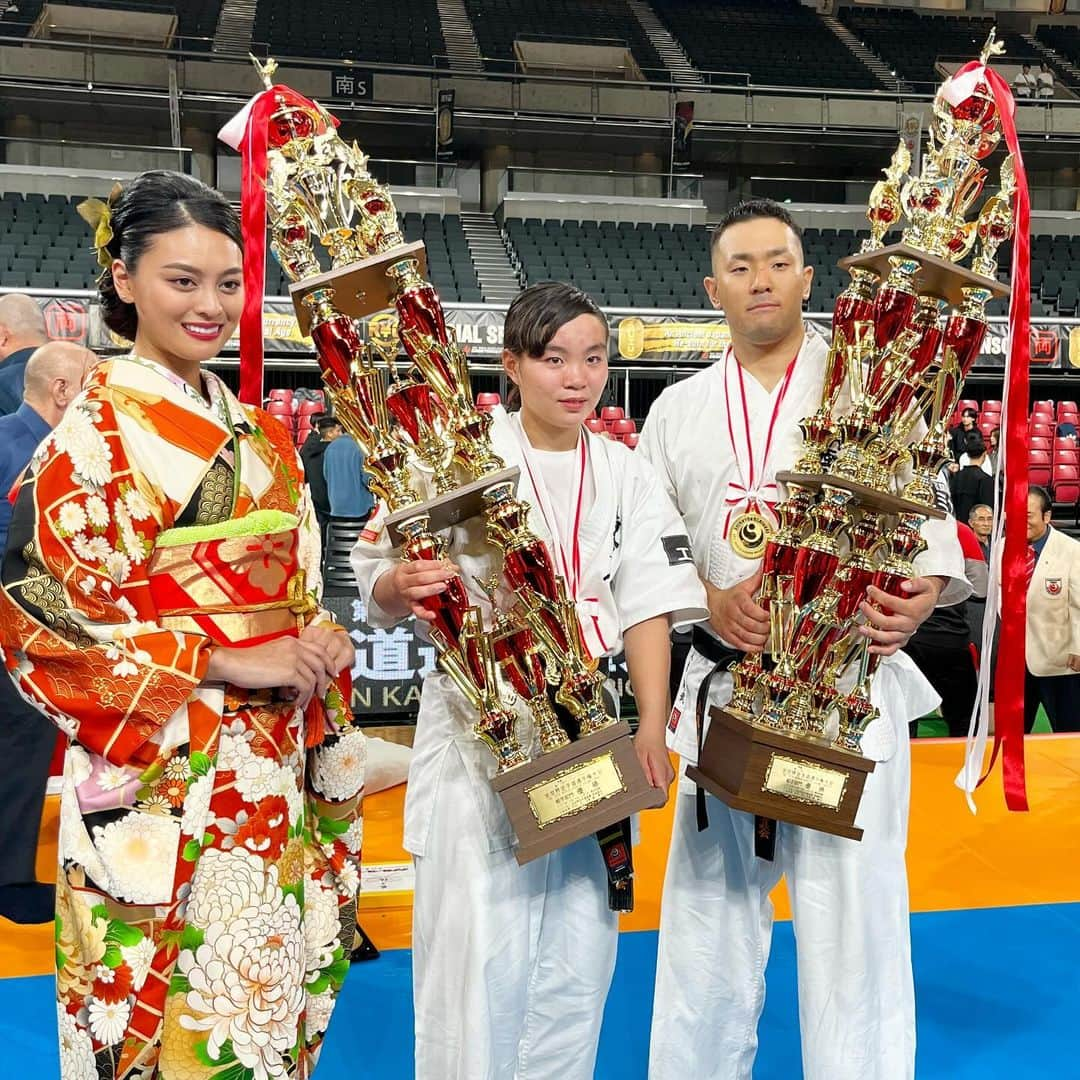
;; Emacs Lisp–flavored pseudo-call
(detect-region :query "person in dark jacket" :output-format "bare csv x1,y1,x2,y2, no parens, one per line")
950,430,995,525
300,413,341,545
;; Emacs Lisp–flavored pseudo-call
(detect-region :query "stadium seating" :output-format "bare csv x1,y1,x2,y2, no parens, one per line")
253,0,445,65
0,193,101,289
1036,26,1080,88
462,0,664,75
838,7,1038,90
504,218,712,309
651,0,880,90
0,1,223,48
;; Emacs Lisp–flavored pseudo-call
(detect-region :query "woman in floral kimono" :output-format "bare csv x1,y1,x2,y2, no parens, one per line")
0,170,365,1080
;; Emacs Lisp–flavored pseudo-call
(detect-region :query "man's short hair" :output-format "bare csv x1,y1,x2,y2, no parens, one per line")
1029,485,1052,515
710,198,804,261
961,407,978,420
316,415,341,434
963,430,986,458
968,504,993,521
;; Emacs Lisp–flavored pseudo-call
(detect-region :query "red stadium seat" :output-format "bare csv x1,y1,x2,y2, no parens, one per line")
982,400,1002,413
1033,399,1055,414
266,402,294,430
624,432,640,449
1054,437,1077,455
585,418,606,435
1029,449,1052,487
1029,421,1054,440
267,388,293,407
978,420,996,437
475,392,501,414
1030,436,1053,453
611,418,637,441
1057,401,1078,421
600,406,625,431
297,400,324,421
1052,463,1080,504
957,398,979,417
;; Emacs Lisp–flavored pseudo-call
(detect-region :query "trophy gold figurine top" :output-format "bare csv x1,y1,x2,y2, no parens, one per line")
687,34,1017,842
229,58,663,903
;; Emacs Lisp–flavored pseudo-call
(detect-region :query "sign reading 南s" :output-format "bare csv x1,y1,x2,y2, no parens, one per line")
328,67,373,101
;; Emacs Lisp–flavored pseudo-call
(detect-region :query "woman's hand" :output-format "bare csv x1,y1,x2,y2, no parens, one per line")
299,622,355,677
205,634,344,709
375,559,460,622
634,728,675,801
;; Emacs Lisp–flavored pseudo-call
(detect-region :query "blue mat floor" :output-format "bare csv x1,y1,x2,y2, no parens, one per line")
5,903,1078,1077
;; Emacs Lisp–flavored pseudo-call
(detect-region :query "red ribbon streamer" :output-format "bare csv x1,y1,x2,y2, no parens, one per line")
961,64,1030,811
233,86,338,406
236,89,277,406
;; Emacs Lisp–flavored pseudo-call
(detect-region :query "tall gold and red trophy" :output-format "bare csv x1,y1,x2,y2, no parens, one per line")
232,59,661,899
688,34,1026,839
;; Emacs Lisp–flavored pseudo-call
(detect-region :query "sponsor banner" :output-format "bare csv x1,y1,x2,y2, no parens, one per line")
13,293,1077,372
436,88,455,159
322,591,634,717
673,100,694,171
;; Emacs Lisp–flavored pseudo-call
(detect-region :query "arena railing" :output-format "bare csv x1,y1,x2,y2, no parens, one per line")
501,165,703,202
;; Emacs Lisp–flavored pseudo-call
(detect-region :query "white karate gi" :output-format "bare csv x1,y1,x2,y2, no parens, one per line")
638,326,968,1080
351,408,708,1080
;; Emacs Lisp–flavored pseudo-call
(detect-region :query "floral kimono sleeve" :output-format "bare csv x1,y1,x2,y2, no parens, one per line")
0,389,213,765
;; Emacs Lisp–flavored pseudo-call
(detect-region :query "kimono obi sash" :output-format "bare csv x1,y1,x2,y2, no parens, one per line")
148,510,317,646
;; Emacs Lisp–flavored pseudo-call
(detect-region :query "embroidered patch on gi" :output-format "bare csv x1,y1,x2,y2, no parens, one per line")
1046,577,1063,596
605,842,629,868
662,534,694,565
668,706,681,733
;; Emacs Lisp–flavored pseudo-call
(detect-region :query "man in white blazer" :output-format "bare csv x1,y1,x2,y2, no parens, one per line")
1025,485,1080,732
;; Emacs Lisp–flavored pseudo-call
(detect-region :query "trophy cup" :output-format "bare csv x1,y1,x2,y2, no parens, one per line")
248,60,661,881
688,34,1014,840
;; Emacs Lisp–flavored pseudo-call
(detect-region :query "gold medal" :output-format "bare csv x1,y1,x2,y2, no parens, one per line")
729,510,773,560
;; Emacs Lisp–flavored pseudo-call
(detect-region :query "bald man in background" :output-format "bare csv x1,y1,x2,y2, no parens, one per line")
0,293,50,417
0,341,94,923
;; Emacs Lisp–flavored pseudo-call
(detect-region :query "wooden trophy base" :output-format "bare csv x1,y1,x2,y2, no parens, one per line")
384,466,520,542
290,241,429,333
838,242,1010,305
776,471,946,521
492,720,666,865
686,706,875,841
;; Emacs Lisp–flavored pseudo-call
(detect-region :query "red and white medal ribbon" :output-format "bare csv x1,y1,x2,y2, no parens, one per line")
515,423,588,601
721,345,798,539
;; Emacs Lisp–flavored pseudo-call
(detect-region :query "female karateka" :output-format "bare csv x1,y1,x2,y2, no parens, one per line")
351,281,708,1080
0,170,364,1079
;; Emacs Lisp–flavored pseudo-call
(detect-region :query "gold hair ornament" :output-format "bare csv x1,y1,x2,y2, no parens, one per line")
76,182,124,269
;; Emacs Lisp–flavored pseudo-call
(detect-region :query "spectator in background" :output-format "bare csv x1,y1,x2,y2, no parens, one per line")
949,407,979,461
0,341,94,925
1024,485,1080,732
969,503,993,563
0,293,49,416
988,426,1000,472
951,431,995,524
1056,416,1078,442
906,519,987,738
959,430,993,475
1037,62,1055,100
1013,64,1036,98
324,430,374,522
300,413,341,542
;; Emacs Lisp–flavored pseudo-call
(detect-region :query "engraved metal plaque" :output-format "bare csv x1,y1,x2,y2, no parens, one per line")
763,754,849,811
525,752,626,828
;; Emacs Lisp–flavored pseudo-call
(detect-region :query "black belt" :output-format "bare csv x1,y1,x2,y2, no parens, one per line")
691,626,743,668
688,627,776,861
